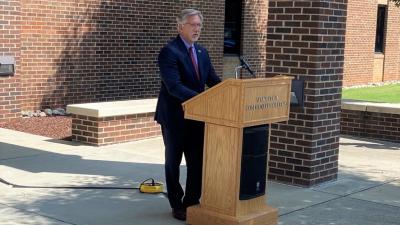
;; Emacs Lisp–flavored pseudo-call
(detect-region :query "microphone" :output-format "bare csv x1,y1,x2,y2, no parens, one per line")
239,56,255,77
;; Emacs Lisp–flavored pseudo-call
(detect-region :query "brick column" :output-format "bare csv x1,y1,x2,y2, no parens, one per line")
267,0,348,186
0,0,21,124
242,0,269,77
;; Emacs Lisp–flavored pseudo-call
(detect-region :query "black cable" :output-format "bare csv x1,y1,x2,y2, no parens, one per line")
0,177,167,196
0,177,138,189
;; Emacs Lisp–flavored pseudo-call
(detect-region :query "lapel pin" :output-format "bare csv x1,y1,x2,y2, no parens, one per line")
198,49,201,53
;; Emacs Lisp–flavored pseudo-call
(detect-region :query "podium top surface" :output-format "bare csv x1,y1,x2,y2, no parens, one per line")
182,76,293,127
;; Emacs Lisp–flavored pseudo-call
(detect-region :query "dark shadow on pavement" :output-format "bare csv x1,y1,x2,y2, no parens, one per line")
340,135,400,151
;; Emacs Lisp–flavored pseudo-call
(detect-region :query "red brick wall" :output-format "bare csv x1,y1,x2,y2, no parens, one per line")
383,2,400,82
343,0,376,86
71,113,161,146
0,0,21,124
242,0,268,77
344,1,400,86
267,0,347,186
18,0,224,111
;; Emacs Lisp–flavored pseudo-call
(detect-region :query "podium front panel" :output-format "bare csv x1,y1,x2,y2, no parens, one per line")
242,81,291,125
183,77,293,127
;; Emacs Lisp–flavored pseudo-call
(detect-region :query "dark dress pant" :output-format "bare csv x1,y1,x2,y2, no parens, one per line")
161,120,204,209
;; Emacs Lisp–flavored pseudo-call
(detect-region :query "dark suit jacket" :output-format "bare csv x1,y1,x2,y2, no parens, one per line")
155,36,221,129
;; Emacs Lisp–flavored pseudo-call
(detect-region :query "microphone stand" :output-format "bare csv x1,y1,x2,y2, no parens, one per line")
235,56,256,79
235,65,256,79
235,65,244,79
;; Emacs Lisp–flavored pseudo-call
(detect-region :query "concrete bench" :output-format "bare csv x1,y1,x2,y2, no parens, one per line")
341,100,400,142
66,99,161,146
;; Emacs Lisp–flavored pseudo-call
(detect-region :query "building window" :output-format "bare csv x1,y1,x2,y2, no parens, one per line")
224,0,242,55
375,5,386,53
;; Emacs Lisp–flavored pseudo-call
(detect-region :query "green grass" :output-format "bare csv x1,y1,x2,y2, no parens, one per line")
342,84,400,103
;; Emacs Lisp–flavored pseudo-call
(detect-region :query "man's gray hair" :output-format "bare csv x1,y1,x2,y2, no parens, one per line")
176,9,203,24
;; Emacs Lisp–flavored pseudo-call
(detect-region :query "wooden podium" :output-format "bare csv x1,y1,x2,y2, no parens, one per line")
182,76,293,225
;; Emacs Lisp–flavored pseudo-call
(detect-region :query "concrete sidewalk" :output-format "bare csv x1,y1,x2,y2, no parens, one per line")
0,128,399,225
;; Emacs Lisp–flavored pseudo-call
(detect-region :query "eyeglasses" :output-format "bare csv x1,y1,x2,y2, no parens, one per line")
184,22,203,29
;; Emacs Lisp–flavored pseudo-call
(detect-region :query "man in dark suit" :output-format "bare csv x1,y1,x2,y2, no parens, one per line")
154,8,221,221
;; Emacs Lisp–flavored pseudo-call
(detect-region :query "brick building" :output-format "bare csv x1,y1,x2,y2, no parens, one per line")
344,0,400,86
0,0,267,124
2,0,399,121
1,0,220,123
0,0,398,186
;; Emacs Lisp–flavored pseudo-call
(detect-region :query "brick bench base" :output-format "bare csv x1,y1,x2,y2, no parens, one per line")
67,99,161,146
71,113,160,146
341,101,400,143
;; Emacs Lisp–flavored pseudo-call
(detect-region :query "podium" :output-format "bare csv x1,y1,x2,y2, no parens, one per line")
182,76,293,225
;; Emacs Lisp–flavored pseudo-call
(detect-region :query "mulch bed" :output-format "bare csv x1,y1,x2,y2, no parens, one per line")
0,116,72,140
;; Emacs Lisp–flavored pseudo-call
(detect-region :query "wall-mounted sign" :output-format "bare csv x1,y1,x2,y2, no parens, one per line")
290,79,304,108
0,56,15,76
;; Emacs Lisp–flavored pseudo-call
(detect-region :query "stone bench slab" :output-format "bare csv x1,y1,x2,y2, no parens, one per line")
66,99,158,118
342,100,400,115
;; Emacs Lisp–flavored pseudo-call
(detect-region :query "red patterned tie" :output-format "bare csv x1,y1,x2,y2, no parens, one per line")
189,46,200,80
